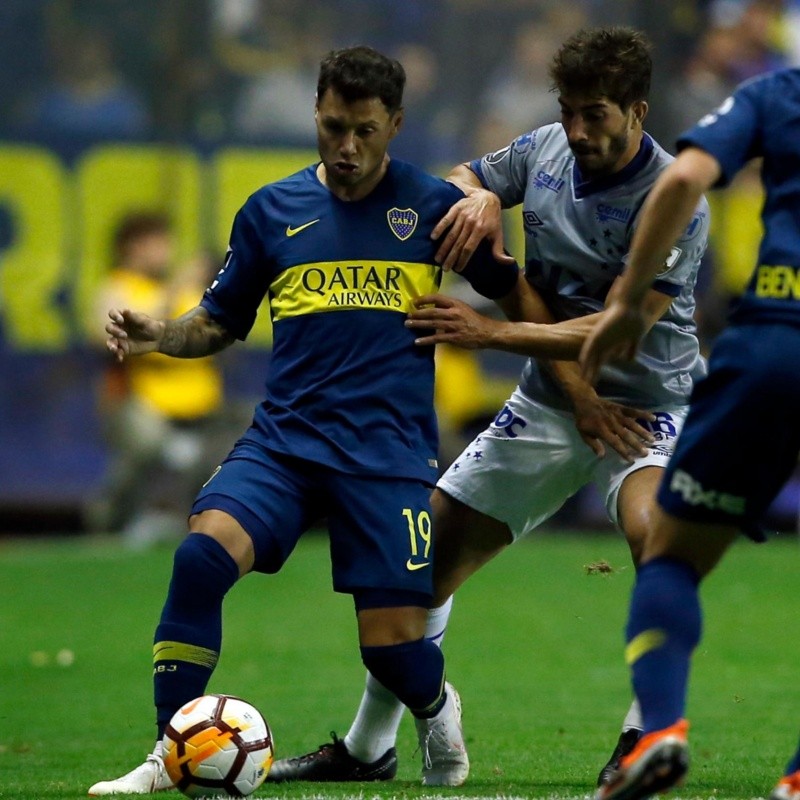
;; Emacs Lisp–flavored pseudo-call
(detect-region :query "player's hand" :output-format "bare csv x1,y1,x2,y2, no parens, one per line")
431,189,514,273
105,308,164,361
570,391,655,462
580,303,648,384
406,294,498,349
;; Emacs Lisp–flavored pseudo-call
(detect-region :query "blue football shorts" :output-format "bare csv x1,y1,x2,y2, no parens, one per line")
190,435,435,598
658,322,800,540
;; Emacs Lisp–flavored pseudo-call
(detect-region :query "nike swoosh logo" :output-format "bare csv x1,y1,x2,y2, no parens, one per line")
406,559,430,571
286,219,320,237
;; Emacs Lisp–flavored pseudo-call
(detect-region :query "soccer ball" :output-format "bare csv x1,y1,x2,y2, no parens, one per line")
163,693,274,797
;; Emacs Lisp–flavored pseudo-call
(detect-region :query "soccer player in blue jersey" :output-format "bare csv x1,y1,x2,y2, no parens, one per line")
580,68,800,800
87,45,535,796
269,28,710,789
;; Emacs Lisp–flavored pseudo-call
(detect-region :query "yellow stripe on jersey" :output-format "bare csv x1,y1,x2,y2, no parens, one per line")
153,640,219,669
270,260,439,321
625,629,667,665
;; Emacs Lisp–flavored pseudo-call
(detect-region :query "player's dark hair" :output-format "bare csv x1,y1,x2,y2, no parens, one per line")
113,211,171,260
317,45,405,113
549,27,652,109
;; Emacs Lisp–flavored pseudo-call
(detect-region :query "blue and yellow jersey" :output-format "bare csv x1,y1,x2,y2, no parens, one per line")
201,159,517,484
678,68,800,326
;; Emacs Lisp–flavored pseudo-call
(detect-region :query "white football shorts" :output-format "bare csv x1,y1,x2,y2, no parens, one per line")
437,386,687,541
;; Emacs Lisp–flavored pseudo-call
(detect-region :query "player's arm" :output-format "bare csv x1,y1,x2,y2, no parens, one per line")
580,147,721,381
407,287,671,359
416,274,662,459
105,305,235,362
432,164,516,272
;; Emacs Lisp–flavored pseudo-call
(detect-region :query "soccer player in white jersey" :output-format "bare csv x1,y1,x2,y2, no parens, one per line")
269,27,710,789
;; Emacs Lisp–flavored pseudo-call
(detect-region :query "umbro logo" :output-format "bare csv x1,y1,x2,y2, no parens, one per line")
286,219,320,237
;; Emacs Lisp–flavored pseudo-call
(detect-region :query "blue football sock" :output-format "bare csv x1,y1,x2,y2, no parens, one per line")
782,739,800,775
625,556,701,733
360,638,445,718
153,533,239,737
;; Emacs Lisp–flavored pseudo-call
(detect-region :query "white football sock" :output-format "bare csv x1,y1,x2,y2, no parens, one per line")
345,596,454,762
622,698,642,731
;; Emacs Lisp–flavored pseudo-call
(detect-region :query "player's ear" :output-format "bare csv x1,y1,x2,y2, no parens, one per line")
389,108,404,139
631,100,648,127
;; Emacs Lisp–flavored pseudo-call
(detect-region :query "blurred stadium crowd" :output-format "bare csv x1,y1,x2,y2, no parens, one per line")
2,0,799,535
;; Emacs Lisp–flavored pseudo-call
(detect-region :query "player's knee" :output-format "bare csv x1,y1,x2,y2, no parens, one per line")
360,638,444,716
170,532,240,602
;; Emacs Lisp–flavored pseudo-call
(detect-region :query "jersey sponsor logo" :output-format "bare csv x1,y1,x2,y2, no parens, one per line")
285,218,320,237
668,469,746,515
491,404,528,438
754,265,800,299
269,260,439,319
533,170,564,193
387,207,418,241
405,558,430,571
595,204,632,224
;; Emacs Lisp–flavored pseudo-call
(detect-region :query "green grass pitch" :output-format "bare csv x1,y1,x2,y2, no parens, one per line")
1,529,798,799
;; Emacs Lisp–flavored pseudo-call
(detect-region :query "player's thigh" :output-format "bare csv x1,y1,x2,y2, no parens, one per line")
595,404,687,540
659,323,800,540
615,466,665,565
326,472,436,601
190,439,323,574
436,387,595,540
431,487,513,604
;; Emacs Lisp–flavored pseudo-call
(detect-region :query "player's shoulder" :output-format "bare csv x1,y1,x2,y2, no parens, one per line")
387,157,458,190
385,158,466,207
246,164,318,204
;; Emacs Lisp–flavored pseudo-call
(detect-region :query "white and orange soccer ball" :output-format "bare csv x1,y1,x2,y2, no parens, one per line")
163,694,274,797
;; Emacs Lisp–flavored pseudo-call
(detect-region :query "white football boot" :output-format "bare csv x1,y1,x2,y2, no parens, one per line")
88,743,174,796
414,682,469,786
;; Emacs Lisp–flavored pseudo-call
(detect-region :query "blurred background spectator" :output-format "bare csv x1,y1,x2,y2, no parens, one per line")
85,212,227,547
2,0,800,534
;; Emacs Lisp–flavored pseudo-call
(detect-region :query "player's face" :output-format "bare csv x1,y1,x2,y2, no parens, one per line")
558,94,647,178
315,88,403,201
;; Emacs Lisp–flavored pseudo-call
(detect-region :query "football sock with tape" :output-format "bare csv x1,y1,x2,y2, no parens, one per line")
346,597,453,762
153,532,239,738
625,557,701,733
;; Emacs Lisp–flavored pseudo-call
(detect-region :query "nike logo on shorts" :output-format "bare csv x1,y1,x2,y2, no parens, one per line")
406,559,430,571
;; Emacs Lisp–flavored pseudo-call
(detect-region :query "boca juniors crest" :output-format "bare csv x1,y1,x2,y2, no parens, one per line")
387,207,418,241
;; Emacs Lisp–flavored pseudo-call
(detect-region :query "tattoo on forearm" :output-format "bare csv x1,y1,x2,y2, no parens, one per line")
158,308,233,358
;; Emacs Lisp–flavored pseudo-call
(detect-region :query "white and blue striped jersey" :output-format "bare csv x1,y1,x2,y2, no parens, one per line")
469,123,711,410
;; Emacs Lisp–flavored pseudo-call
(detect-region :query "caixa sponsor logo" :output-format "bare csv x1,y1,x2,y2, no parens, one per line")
668,469,745,515
491,405,528,438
